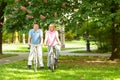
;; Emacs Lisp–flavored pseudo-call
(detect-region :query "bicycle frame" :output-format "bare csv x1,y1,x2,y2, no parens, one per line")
49,46,56,72
31,44,40,72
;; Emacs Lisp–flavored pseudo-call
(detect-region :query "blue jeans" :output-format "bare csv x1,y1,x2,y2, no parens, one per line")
47,45,61,67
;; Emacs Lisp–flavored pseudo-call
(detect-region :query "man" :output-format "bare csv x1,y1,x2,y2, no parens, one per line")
44,23,61,69
27,23,44,69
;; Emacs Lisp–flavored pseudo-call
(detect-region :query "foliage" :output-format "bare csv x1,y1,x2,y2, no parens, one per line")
1,0,120,59
68,0,120,54
3,0,81,32
65,30,76,41
2,31,13,43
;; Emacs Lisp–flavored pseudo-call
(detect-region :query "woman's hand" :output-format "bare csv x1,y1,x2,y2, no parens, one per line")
58,42,61,46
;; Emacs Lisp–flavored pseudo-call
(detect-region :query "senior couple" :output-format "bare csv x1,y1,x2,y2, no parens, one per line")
27,23,61,69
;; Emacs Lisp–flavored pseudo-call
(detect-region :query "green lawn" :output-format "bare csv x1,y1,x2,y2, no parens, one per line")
0,54,18,59
65,40,97,48
3,44,48,52
70,50,110,54
0,56,120,80
2,40,97,52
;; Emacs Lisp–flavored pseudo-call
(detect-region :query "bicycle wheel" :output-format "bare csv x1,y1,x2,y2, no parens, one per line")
34,51,38,72
50,52,55,72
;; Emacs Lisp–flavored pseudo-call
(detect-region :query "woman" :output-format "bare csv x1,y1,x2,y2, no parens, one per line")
44,23,61,69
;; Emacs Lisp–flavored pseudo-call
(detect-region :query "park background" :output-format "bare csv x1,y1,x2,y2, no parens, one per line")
0,0,120,80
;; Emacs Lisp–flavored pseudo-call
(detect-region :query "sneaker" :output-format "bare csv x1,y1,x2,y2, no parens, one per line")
40,67,44,69
55,58,58,64
48,67,51,69
27,65,31,70
54,58,58,69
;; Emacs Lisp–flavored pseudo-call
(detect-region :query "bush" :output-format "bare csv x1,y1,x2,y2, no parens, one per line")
65,30,76,41
2,31,13,43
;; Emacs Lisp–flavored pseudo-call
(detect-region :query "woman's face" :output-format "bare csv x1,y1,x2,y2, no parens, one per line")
49,24,55,32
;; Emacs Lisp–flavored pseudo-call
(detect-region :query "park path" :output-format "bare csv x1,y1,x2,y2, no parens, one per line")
0,49,111,65
60,49,111,57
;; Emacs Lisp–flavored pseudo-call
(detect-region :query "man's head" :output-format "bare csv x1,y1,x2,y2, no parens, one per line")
33,23,39,31
49,23,55,32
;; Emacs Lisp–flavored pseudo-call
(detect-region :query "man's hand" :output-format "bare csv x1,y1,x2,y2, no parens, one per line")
40,43,44,46
43,43,47,46
28,43,31,46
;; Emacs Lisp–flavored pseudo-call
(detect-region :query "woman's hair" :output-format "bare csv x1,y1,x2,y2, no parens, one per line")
49,23,56,30
49,23,55,27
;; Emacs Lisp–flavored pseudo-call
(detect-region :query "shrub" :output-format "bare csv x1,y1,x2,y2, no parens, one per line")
65,30,76,41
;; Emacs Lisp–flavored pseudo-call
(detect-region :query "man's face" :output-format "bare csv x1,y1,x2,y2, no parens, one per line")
33,24,39,31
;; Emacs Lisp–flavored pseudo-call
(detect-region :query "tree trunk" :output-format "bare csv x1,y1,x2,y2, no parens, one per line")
22,33,26,44
86,39,90,52
109,25,120,60
0,26,2,54
109,1,120,60
86,30,91,52
60,27,65,48
14,31,19,44
12,32,14,43
0,1,7,54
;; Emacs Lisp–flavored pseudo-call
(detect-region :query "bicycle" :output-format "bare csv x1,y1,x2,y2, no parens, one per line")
49,46,57,72
30,44,40,72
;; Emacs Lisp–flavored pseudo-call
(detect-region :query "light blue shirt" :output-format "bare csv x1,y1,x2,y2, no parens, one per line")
29,29,43,44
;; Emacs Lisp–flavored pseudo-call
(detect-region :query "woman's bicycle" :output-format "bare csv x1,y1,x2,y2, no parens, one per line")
49,46,57,72
31,44,40,72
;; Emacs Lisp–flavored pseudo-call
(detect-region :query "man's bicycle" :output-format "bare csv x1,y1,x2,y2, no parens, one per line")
31,44,40,72
49,46,57,72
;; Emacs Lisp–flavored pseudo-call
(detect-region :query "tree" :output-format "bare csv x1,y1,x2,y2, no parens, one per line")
0,0,7,54
70,0,120,60
3,0,120,60
3,0,81,47
4,0,82,31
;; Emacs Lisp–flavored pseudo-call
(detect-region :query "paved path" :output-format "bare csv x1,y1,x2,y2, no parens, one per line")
0,49,111,65
0,53,28,65
60,49,111,57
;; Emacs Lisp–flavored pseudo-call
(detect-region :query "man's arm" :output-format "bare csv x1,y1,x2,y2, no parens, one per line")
28,36,31,46
44,31,48,45
28,30,31,46
40,29,43,45
40,36,43,45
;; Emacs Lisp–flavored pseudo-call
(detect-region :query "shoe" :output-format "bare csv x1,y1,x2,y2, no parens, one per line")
54,59,58,69
40,67,44,69
48,67,51,69
27,65,31,70
55,58,58,64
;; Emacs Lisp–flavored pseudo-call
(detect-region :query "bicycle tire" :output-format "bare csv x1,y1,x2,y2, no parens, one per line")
50,52,55,72
34,49,38,72
34,58,37,72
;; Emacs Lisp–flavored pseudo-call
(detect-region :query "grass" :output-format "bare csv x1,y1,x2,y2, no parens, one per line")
0,41,117,80
3,44,48,52
65,40,97,48
0,56,120,80
0,54,18,59
70,50,110,54
2,40,97,52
